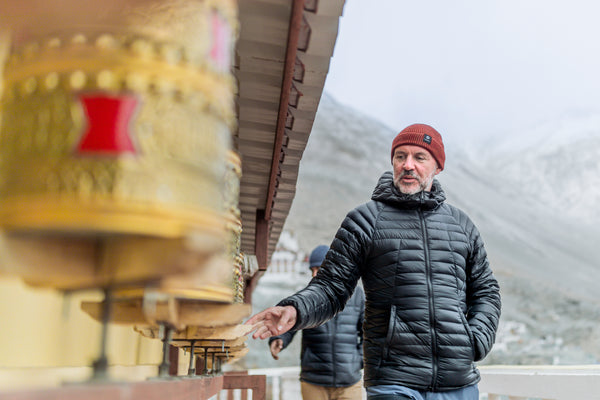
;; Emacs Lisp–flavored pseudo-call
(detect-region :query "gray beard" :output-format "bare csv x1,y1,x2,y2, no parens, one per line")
393,170,436,195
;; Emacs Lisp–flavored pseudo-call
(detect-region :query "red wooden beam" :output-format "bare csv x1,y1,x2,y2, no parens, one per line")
254,209,269,271
243,270,265,305
264,0,305,219
169,345,179,376
1,375,225,400
223,371,266,400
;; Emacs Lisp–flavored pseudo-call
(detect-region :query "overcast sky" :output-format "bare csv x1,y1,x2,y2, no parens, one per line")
323,0,600,148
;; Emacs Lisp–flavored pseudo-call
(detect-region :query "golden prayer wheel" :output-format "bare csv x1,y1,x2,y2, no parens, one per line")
225,151,243,302
224,151,242,221
233,253,245,303
109,152,243,306
79,150,243,323
0,0,238,289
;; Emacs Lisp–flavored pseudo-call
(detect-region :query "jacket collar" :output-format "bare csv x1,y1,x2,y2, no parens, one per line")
371,171,446,210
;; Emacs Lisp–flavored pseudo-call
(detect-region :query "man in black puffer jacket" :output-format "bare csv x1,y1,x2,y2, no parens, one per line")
248,123,501,400
269,245,365,400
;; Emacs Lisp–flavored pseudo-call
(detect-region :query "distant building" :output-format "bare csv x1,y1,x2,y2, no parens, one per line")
265,231,309,276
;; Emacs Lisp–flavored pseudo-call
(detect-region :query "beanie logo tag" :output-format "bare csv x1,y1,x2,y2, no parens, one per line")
423,134,432,144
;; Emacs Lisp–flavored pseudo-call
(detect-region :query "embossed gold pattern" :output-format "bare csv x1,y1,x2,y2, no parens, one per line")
0,41,234,237
0,0,239,289
225,151,244,302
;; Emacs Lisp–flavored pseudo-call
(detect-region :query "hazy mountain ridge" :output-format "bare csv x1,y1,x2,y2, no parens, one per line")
485,134,600,224
281,93,600,364
285,94,392,247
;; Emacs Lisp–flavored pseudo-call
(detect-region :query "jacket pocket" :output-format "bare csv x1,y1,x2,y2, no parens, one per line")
381,304,397,362
458,308,476,360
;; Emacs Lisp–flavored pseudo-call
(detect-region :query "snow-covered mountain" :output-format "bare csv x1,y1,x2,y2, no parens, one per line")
483,113,600,223
246,93,600,367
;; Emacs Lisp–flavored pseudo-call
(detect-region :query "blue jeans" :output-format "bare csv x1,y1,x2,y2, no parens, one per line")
367,384,478,400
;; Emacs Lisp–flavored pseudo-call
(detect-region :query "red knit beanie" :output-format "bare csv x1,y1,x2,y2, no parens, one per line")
390,123,445,171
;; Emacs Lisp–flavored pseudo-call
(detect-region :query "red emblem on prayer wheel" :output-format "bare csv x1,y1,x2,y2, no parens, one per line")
77,94,139,155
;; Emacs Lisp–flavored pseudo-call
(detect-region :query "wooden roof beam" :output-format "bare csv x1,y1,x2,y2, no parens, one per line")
265,0,305,220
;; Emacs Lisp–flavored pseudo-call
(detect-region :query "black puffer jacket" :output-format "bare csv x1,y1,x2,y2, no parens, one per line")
271,286,364,387
279,172,501,391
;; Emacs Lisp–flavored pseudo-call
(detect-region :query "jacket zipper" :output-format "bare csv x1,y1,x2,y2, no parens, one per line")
332,317,337,385
419,207,438,391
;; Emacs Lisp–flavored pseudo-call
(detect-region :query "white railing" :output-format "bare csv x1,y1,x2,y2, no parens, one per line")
236,365,600,400
479,365,600,400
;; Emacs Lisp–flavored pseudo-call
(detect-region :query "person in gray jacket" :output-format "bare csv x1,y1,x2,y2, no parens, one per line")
269,245,365,400
248,123,501,400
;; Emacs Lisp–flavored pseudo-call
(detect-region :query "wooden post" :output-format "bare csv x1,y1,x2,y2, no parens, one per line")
222,371,266,400
169,345,179,376
254,210,269,271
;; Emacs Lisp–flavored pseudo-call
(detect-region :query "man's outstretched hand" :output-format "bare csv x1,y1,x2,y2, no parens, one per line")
245,305,297,340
